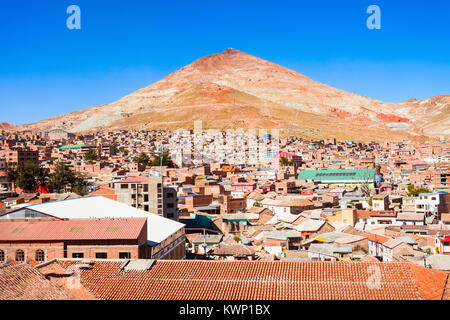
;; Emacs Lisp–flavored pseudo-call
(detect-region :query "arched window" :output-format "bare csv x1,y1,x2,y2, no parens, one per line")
35,249,45,262
0,250,5,262
15,249,24,262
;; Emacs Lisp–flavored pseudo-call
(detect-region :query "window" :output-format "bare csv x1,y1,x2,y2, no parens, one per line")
166,193,174,198
72,252,84,258
119,252,131,259
0,250,4,262
143,185,148,192
15,250,25,262
35,249,45,262
95,252,107,259
144,195,149,202
120,184,128,189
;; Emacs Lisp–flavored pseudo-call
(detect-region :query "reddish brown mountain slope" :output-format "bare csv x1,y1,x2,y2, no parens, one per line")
19,49,445,141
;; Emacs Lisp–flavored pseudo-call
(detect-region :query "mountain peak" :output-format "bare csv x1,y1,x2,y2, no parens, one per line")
221,48,243,55
19,49,446,140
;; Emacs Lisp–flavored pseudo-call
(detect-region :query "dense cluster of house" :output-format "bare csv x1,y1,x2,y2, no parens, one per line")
0,128,449,299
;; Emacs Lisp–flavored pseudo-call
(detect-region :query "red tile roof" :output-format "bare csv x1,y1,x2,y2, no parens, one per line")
118,176,149,183
37,261,97,300
409,264,449,300
361,232,391,244
0,218,146,241
38,260,449,300
0,263,74,300
357,210,397,218
89,186,118,201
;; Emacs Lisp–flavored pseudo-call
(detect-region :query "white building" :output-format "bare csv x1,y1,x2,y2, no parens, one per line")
435,234,450,255
396,213,425,226
415,192,450,218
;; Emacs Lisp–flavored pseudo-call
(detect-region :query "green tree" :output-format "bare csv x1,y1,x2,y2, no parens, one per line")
134,152,150,165
407,184,430,197
9,163,48,192
84,148,98,162
49,161,76,193
150,152,176,168
71,173,89,196
6,165,18,185
280,157,296,166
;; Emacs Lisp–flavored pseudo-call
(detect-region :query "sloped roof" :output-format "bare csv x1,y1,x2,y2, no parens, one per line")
361,232,391,244
9,196,184,244
0,218,146,241
0,263,74,300
35,259,450,300
356,210,397,219
211,243,256,257
117,176,150,183
302,232,364,246
396,213,425,221
308,243,352,255
277,198,313,207
192,234,223,244
295,219,326,232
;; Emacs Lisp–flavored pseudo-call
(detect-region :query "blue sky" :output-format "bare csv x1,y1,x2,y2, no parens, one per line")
0,0,449,125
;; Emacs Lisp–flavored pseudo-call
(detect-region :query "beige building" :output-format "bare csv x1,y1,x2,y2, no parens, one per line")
372,195,390,211
115,174,178,220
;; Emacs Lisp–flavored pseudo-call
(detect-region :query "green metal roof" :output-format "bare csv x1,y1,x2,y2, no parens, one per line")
60,144,86,150
297,168,375,182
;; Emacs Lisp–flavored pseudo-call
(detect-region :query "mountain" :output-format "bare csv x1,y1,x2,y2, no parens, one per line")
19,49,447,141
0,123,18,131
396,95,450,138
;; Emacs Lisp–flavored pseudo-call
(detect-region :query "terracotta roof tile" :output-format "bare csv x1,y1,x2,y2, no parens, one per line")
0,218,146,241
409,264,449,300
0,263,74,300
34,260,450,300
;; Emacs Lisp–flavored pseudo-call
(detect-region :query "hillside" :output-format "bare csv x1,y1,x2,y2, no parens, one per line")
19,49,446,141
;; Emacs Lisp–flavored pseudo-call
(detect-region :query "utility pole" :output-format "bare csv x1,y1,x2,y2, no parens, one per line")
157,145,166,177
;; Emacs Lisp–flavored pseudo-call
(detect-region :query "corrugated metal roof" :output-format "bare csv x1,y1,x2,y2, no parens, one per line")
298,169,375,182
60,144,85,149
